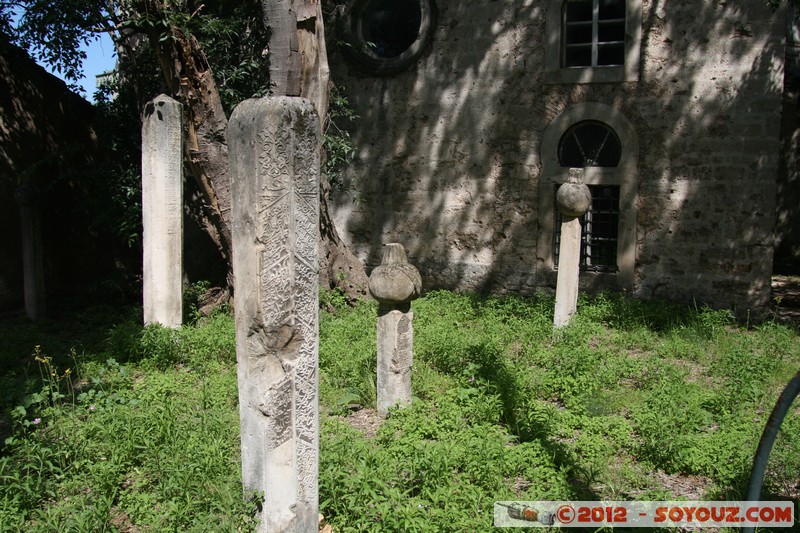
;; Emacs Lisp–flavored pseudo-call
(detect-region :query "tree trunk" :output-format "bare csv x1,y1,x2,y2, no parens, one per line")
125,0,367,301
146,27,233,272
263,0,368,301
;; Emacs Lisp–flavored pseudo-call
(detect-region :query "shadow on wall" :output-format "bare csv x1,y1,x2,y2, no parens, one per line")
776,11,800,276
0,37,127,313
328,0,785,312
634,0,783,311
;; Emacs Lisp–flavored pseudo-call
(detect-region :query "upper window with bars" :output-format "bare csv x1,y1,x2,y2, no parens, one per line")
544,0,641,84
564,0,626,68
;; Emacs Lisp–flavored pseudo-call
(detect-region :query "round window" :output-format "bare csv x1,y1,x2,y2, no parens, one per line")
339,0,437,76
558,121,621,167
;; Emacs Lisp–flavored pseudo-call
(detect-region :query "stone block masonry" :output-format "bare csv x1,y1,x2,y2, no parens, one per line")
329,1,785,313
142,95,183,327
228,96,320,532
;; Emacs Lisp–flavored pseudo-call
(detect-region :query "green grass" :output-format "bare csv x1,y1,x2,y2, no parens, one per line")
1,289,799,531
0,310,253,532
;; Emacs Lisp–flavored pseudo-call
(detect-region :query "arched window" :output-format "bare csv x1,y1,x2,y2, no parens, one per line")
554,122,622,272
558,121,621,167
537,103,638,288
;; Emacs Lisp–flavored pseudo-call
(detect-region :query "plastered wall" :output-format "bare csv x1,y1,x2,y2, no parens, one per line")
329,0,785,312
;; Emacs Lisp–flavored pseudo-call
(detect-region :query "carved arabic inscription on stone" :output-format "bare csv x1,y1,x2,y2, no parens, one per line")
230,96,320,532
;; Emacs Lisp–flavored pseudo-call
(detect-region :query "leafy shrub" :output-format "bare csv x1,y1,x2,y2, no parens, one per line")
3,289,800,530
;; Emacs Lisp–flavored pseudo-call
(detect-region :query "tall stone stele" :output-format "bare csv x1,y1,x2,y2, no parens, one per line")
228,96,320,532
553,168,592,328
141,95,183,328
15,183,45,321
368,243,422,417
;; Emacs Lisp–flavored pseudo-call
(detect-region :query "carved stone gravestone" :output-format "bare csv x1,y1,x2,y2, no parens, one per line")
228,96,320,532
142,95,183,327
368,243,422,417
554,169,592,328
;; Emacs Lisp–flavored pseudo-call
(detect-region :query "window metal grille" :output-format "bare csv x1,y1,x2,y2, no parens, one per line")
558,120,621,168
554,184,620,272
563,0,625,68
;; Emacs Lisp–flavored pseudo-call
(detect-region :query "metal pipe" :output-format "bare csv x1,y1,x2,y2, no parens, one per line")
742,369,800,533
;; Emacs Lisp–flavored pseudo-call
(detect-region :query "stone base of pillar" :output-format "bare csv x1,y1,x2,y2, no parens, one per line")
554,217,582,328
377,302,413,416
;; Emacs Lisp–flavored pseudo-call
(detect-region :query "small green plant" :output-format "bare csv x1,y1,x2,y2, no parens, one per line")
323,84,359,198
31,345,79,408
183,279,212,324
1,290,799,530
320,286,349,314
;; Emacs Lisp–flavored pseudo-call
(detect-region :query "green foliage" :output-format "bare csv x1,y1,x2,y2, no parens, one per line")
7,0,109,82
319,298,378,408
4,0,270,254
320,396,572,531
189,1,270,114
320,290,800,524
323,85,358,194
0,309,253,531
319,286,351,314
105,311,235,370
2,291,800,530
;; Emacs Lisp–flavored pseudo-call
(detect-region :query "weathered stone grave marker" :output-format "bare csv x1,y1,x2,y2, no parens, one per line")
229,96,320,532
553,169,591,328
15,183,45,321
368,243,422,417
142,94,183,327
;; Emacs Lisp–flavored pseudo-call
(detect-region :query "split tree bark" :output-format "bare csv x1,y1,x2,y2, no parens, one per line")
262,0,368,301
135,11,233,275
129,0,367,301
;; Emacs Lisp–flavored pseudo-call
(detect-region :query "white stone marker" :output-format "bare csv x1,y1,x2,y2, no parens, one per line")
15,184,45,321
368,243,422,417
142,95,183,327
553,169,591,328
229,96,320,532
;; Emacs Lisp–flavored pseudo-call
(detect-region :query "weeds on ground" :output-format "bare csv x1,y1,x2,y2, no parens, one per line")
1,290,799,531
0,309,256,532
319,290,800,530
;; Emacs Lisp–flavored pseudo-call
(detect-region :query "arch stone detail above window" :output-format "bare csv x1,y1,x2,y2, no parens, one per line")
545,0,642,84
537,103,638,289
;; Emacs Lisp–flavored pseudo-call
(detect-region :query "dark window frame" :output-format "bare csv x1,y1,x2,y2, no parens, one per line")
544,0,641,84
554,184,620,272
563,0,626,69
553,121,622,273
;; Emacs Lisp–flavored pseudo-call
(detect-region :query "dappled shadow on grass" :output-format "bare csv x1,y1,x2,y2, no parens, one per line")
402,290,800,504
0,303,137,369
0,303,140,446
4,289,796,529
0,303,250,531
427,335,604,502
